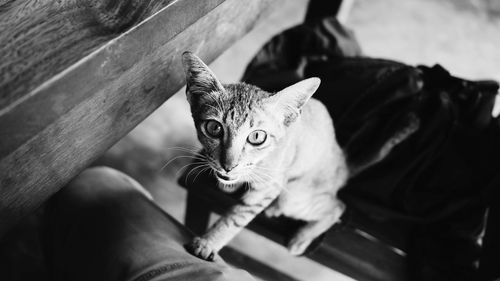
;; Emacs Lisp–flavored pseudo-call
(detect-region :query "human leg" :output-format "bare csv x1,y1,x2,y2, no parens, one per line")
43,166,254,281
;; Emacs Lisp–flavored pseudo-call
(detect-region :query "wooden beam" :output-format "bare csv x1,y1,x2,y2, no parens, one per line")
0,0,275,236
0,0,175,109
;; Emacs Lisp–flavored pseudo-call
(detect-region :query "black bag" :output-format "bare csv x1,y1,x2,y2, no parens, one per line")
242,16,500,281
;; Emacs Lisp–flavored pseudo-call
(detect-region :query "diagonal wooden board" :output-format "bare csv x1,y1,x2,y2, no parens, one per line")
0,0,275,236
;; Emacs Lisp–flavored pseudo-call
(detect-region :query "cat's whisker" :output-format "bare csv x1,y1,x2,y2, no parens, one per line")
258,174,276,184
255,170,289,192
245,173,253,183
253,169,276,182
192,166,212,183
249,171,268,187
165,152,206,160
160,155,207,172
251,168,288,190
252,165,285,173
166,148,207,159
175,161,207,173
184,163,211,183
174,161,208,177
166,146,205,155
246,173,261,188
209,168,216,177
166,145,202,152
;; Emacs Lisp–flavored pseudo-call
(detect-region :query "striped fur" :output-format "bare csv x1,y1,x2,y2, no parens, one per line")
182,52,349,260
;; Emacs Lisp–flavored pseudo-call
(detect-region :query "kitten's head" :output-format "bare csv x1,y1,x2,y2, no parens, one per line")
181,52,320,192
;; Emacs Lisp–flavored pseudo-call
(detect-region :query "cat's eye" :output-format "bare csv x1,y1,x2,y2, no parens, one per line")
247,130,267,145
205,120,223,138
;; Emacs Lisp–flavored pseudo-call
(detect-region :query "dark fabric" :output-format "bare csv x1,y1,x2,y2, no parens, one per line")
243,16,500,281
304,0,343,23
42,167,255,281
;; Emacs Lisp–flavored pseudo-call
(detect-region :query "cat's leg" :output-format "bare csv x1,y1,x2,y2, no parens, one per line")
264,197,283,218
185,188,281,261
287,198,345,255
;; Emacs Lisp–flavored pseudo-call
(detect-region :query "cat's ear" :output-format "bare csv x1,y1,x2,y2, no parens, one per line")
181,51,224,107
269,77,321,125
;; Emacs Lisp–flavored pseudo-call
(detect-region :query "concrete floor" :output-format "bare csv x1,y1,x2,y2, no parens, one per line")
104,0,500,280
349,0,500,82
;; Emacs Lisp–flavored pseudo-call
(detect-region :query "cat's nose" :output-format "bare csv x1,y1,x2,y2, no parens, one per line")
222,164,238,173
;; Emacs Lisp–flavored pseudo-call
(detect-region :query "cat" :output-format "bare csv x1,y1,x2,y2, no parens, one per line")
181,51,348,261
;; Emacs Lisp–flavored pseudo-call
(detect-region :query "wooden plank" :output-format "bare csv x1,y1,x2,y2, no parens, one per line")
0,0,174,110
220,247,301,281
310,226,407,281
0,0,275,236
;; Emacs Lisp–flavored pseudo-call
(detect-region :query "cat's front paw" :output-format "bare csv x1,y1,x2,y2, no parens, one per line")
184,237,216,261
287,234,313,256
264,205,282,218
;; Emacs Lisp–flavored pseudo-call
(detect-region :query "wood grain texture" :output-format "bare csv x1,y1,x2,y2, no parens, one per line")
220,247,301,281
0,0,275,236
0,0,173,109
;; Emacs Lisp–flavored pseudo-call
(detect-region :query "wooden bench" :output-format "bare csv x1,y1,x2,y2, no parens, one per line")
178,165,408,281
0,0,279,237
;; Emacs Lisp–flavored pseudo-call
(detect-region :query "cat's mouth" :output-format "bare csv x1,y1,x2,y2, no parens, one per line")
215,171,239,185
215,171,240,186
215,171,230,180
215,173,242,193
218,180,241,191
